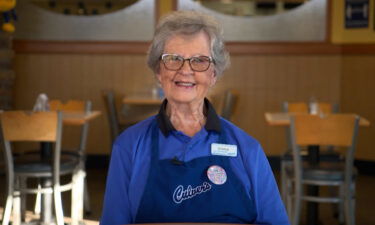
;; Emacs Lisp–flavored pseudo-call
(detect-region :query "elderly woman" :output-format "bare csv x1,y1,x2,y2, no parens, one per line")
100,11,289,225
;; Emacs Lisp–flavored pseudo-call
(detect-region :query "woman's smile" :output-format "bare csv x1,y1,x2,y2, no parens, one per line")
174,81,195,87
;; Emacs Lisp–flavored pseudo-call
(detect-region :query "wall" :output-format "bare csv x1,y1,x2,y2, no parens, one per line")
14,0,327,42
14,53,153,155
14,0,154,41
13,50,341,156
178,0,327,41
10,0,375,162
330,0,375,160
341,55,375,160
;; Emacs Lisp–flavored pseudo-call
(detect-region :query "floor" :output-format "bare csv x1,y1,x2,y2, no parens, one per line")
1,167,375,225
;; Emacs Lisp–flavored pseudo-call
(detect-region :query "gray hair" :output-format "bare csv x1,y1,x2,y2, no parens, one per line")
147,10,230,77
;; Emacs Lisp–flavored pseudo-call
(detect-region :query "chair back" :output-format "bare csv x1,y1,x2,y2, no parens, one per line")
1,111,60,142
49,99,91,157
219,90,239,121
282,102,309,150
101,90,120,144
0,111,63,180
289,114,360,181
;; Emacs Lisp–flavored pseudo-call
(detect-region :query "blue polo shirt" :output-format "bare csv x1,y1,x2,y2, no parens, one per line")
100,99,289,225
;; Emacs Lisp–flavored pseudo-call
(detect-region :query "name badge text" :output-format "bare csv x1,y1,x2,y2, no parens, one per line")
211,143,237,157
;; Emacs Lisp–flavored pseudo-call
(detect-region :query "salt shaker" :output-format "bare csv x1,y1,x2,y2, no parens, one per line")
309,96,319,115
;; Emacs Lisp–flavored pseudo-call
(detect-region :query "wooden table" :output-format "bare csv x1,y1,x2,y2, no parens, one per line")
265,112,370,225
121,94,162,124
265,112,370,127
62,110,102,125
123,94,163,105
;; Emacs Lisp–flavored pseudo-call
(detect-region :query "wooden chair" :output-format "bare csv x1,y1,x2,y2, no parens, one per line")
285,114,359,225
280,101,340,203
49,99,92,216
0,111,80,225
102,90,129,146
217,89,239,121
101,90,157,147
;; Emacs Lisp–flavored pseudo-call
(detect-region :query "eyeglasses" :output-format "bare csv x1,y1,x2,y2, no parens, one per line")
160,54,214,72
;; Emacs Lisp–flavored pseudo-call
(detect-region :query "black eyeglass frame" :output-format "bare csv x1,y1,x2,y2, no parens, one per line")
160,53,214,72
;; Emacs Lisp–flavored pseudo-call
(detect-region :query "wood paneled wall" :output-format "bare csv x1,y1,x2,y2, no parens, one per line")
14,52,343,156
341,55,375,161
214,55,341,156
14,54,155,155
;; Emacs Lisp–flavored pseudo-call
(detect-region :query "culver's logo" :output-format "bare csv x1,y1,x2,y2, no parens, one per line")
172,182,212,204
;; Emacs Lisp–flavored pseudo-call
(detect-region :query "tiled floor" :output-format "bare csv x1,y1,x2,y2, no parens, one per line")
1,168,375,225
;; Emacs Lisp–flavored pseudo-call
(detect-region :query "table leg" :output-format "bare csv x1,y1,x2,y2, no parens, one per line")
40,142,54,225
307,145,319,225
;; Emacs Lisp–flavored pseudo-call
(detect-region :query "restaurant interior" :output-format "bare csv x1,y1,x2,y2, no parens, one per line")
0,0,374,224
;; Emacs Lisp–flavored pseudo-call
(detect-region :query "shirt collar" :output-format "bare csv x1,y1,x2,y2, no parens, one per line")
156,98,221,136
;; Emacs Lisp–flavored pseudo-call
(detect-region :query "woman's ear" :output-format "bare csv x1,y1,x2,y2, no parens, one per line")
210,72,217,87
156,73,162,83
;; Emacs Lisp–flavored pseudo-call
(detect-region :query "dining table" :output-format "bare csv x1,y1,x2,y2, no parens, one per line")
40,110,101,158
265,112,370,127
264,111,370,225
40,110,101,225
120,93,163,125
122,93,163,105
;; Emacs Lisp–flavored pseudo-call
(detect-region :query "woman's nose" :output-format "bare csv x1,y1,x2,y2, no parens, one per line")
179,60,193,74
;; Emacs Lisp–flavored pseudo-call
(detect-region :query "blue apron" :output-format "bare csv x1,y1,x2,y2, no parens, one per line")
135,121,257,223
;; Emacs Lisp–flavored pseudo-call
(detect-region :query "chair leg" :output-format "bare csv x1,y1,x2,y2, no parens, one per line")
71,169,85,225
2,193,13,225
351,181,356,225
20,177,27,222
281,160,287,202
292,182,302,225
34,183,42,215
336,185,344,224
53,183,65,225
344,182,355,225
351,182,356,224
84,178,91,214
12,178,21,225
2,178,14,225
286,178,293,219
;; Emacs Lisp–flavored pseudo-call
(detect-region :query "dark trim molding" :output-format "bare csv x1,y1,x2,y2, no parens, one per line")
13,40,150,54
341,44,375,54
13,40,375,55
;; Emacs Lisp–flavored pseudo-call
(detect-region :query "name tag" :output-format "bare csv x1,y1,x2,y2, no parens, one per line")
211,143,237,157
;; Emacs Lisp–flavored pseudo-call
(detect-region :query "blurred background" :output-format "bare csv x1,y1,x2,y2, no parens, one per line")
0,0,374,224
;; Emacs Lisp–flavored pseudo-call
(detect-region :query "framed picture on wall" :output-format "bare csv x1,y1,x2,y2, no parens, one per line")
345,0,369,28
